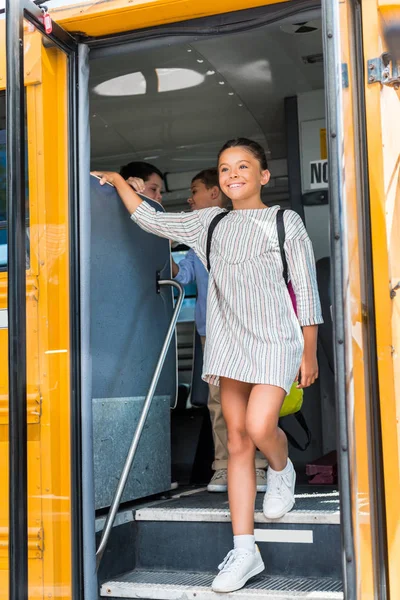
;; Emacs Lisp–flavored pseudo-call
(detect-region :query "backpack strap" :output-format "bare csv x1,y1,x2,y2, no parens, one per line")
206,211,229,272
276,209,288,286
280,411,312,452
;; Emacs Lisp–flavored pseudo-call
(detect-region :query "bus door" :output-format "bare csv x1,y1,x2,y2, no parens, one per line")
3,2,80,600
323,0,400,599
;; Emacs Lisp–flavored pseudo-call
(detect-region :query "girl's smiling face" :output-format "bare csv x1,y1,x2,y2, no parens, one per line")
218,147,270,206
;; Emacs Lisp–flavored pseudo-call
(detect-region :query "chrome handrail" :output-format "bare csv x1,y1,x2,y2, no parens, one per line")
96,279,184,569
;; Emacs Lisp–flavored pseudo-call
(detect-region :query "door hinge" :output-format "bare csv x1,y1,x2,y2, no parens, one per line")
367,53,400,89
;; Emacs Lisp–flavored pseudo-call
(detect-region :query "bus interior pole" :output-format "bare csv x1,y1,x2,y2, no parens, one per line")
6,1,28,599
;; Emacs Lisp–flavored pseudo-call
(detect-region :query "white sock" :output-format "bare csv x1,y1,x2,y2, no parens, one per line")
233,535,255,552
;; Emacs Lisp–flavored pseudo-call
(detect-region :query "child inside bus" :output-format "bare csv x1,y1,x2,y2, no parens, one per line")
92,137,322,593
120,160,164,204
171,168,268,493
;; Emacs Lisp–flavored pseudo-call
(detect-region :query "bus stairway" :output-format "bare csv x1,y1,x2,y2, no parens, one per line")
98,485,343,599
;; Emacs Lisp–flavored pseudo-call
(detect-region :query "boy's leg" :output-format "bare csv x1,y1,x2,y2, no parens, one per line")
255,451,268,469
201,335,228,469
208,381,229,471
201,336,228,491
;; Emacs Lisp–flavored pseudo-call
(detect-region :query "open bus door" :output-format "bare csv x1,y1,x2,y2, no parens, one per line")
323,0,400,599
3,2,81,600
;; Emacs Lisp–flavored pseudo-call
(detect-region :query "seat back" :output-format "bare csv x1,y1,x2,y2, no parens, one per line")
316,256,336,454
90,176,176,508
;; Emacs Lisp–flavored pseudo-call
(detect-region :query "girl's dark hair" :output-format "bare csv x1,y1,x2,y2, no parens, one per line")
218,138,269,170
119,161,164,182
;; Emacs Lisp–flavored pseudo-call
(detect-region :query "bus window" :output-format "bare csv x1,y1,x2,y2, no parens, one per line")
172,247,197,323
0,92,29,270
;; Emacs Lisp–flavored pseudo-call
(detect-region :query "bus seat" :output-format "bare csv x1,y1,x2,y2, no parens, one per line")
189,330,209,407
89,175,177,508
316,256,336,454
316,256,334,371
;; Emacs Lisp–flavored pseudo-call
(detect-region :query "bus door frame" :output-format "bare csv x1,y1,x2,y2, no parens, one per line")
322,1,394,599
5,2,82,599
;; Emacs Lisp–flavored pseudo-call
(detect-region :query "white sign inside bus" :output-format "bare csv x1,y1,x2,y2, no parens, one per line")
310,159,328,190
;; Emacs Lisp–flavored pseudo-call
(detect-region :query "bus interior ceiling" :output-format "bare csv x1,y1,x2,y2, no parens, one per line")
88,8,336,499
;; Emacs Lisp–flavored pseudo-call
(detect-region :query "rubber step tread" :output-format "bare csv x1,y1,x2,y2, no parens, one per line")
101,569,343,599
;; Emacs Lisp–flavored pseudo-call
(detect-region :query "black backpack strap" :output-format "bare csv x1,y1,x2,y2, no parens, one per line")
280,411,312,452
206,211,229,272
276,209,288,286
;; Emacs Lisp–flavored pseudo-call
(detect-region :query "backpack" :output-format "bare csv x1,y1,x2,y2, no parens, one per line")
206,208,311,451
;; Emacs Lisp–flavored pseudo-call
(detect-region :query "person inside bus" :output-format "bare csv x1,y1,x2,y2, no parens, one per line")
120,160,164,204
171,168,268,494
92,138,322,593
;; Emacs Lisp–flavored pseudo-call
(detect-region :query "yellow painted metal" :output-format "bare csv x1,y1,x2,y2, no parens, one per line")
0,526,44,558
0,20,72,600
319,128,327,160
336,2,376,597
361,1,400,599
0,0,398,596
0,258,42,597
0,21,42,91
378,0,400,24
28,40,73,600
50,0,289,37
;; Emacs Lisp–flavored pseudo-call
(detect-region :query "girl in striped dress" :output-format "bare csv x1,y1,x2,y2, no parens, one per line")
92,138,323,593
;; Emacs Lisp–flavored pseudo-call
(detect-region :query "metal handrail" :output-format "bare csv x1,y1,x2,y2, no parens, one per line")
96,279,184,569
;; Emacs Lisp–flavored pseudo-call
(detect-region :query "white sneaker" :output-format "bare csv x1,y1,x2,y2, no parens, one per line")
211,546,265,593
263,459,296,519
256,468,268,492
207,469,227,492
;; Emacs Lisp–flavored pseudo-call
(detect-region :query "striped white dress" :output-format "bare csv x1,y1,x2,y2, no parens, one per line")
131,202,323,393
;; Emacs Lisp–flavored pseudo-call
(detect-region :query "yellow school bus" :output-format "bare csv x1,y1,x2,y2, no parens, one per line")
0,0,399,599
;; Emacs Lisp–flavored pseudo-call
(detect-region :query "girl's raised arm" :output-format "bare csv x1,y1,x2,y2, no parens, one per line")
91,171,145,213
91,171,205,248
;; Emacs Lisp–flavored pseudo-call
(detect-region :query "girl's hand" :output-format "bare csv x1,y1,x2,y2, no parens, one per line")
91,170,144,215
296,353,318,389
126,177,146,194
91,170,122,187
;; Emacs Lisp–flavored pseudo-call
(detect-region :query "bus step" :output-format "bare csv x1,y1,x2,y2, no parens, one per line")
135,485,340,525
131,486,341,579
96,487,341,582
100,569,343,599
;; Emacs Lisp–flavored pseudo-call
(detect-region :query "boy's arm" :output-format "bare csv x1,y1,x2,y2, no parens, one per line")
173,249,196,286
171,258,179,278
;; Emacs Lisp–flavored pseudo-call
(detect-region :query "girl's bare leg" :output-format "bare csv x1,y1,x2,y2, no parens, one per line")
220,377,255,535
212,380,269,593
245,384,287,470
246,384,296,519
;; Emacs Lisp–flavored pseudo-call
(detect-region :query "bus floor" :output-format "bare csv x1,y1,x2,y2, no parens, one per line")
97,484,342,599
